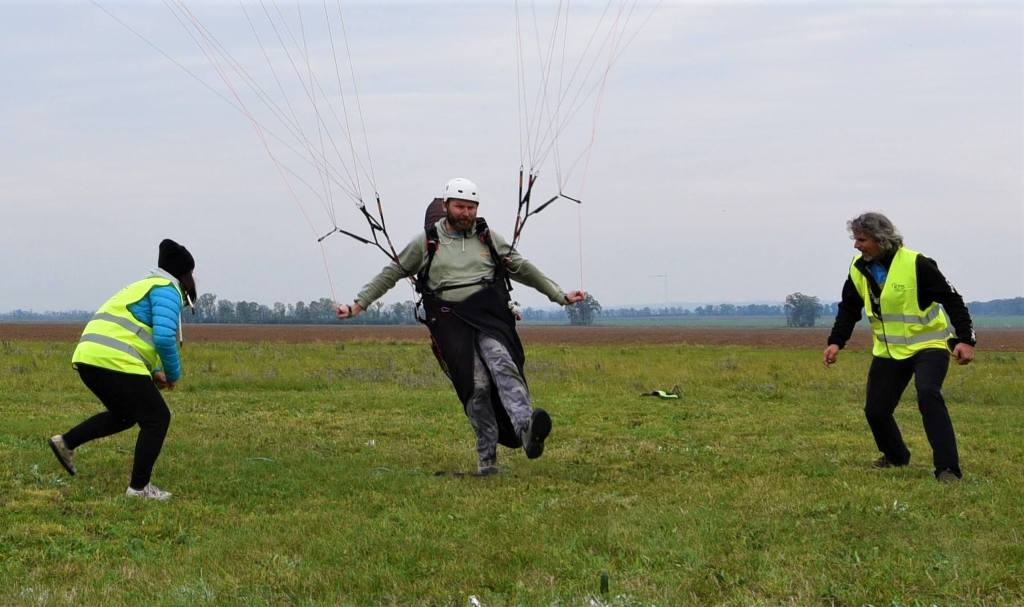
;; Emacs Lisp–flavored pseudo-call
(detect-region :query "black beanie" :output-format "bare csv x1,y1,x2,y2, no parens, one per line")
158,239,195,280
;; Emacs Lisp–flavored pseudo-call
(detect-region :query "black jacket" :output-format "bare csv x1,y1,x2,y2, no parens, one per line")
827,249,976,349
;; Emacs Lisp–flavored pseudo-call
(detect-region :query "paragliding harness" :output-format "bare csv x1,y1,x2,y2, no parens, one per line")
414,216,524,448
416,217,512,301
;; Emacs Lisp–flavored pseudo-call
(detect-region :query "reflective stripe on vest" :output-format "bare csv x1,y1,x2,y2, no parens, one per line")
90,312,155,348
876,306,944,326
78,334,149,365
72,276,181,375
871,328,951,346
850,247,950,360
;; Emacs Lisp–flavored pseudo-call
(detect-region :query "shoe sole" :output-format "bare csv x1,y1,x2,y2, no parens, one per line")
524,409,552,460
872,455,910,469
872,461,910,469
125,493,171,501
48,438,75,476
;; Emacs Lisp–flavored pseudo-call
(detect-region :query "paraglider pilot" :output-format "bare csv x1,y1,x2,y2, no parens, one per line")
336,178,585,475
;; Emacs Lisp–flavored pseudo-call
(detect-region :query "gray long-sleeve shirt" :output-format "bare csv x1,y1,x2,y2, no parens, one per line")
355,218,566,307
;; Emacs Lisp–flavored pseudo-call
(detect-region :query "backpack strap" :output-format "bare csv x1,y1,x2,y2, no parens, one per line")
415,224,440,294
417,218,513,297
475,217,491,244
475,217,513,293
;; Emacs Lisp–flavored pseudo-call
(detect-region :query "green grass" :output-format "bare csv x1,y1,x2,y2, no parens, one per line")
970,315,1024,328
2,338,1022,606
524,315,1024,328
594,315,788,328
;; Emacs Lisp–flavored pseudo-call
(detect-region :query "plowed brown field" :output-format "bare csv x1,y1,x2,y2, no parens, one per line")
3,323,1023,350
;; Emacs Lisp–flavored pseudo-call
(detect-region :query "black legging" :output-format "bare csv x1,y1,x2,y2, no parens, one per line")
864,348,960,476
63,364,171,490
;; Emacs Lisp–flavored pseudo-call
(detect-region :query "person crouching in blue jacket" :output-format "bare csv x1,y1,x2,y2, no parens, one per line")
48,239,197,500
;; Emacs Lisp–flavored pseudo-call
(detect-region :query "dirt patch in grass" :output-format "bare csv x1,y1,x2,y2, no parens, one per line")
3,323,1023,350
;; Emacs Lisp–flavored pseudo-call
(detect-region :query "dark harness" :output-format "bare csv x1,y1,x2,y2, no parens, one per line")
415,217,512,298
415,217,524,448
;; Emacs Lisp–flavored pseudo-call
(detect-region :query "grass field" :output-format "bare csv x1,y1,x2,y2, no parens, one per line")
590,316,787,328
2,338,1022,606
963,315,1024,329
523,315,1024,329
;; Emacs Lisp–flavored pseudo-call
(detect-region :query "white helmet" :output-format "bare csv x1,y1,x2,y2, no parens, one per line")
442,177,479,203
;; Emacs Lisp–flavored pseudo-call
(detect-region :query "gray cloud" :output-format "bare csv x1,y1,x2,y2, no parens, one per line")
2,2,1020,312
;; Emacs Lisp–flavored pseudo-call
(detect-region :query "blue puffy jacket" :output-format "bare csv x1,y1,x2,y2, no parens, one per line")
127,284,183,382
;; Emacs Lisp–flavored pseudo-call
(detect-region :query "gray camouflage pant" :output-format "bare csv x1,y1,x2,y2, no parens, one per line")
465,334,533,461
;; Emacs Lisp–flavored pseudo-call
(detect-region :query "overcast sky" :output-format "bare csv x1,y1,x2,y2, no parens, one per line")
2,1,1021,312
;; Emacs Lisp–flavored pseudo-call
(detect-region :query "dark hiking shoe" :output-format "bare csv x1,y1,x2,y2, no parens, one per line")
871,456,893,469
872,455,908,469
936,469,962,484
521,408,552,460
476,458,499,476
48,435,76,476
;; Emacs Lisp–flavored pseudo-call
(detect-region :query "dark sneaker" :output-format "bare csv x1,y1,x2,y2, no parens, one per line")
521,408,552,460
477,458,499,476
936,469,962,484
48,435,76,476
872,455,908,469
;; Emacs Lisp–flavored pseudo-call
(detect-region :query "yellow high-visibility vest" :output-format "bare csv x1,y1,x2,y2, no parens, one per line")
72,275,182,375
850,247,951,360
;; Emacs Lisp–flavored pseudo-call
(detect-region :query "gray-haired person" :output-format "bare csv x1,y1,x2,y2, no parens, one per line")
823,212,975,483
336,178,585,475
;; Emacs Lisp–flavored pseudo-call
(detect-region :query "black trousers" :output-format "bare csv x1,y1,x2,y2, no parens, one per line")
63,364,171,489
865,348,960,476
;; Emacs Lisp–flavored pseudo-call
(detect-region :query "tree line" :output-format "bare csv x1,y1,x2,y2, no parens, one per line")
2,296,1021,324
186,293,419,325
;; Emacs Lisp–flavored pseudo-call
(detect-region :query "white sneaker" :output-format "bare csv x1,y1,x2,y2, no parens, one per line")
48,435,76,475
125,483,172,501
